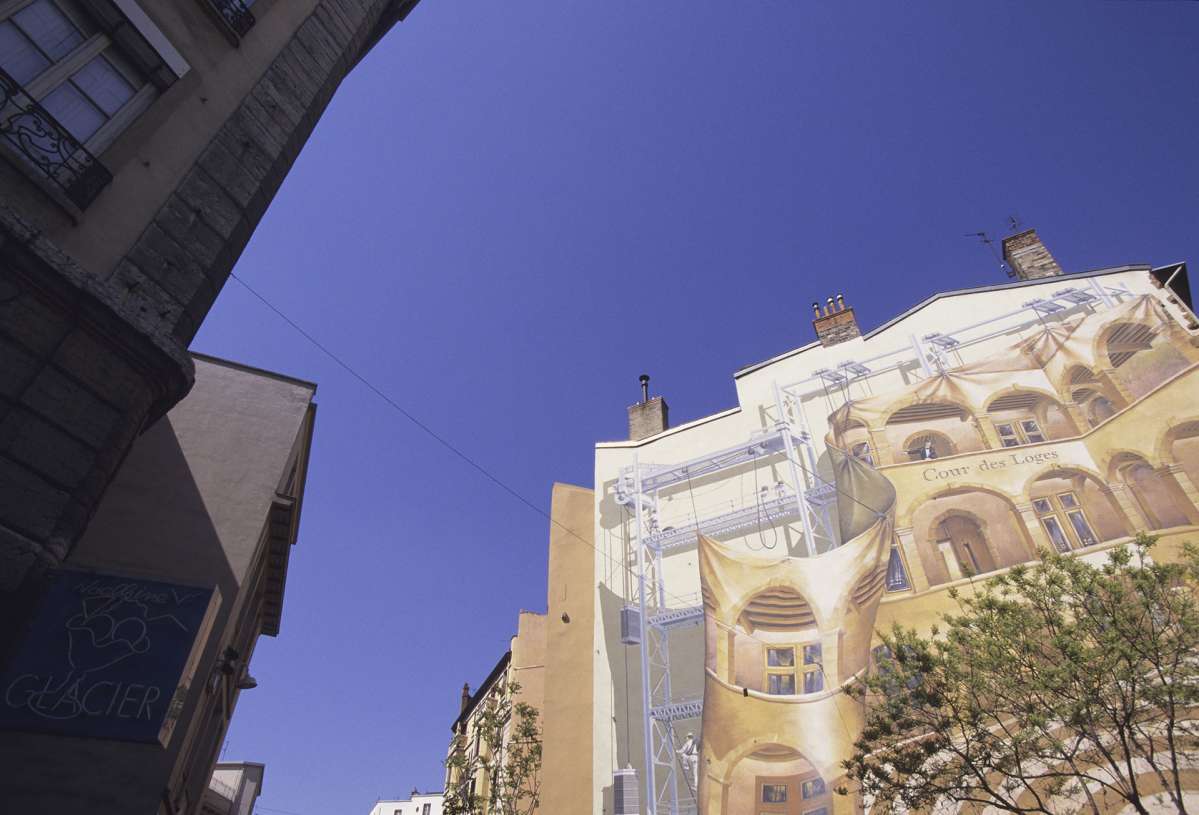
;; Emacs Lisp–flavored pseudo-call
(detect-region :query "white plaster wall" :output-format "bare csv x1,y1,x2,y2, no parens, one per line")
367,793,444,815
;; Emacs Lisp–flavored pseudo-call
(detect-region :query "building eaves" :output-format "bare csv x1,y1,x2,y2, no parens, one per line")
1152,262,1191,309
189,351,318,392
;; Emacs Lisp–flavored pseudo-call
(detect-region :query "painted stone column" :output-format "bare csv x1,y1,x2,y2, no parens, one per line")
1015,502,1056,554
1063,401,1091,434
894,526,929,592
1104,483,1153,535
1098,367,1137,405
938,541,965,581
1161,320,1199,363
1161,464,1199,525
714,625,735,684
867,427,893,466
975,415,1005,450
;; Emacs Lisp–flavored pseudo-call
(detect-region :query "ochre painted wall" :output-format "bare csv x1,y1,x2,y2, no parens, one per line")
539,483,596,815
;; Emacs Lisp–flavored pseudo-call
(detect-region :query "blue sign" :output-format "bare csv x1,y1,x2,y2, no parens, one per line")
0,569,216,743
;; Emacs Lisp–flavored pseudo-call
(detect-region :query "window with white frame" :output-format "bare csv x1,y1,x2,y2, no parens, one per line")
994,417,1045,447
764,643,824,695
1033,491,1098,551
764,646,796,695
0,0,154,152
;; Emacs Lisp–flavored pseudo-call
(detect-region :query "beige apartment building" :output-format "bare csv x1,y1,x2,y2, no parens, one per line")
524,230,1199,814
0,0,419,604
445,611,547,813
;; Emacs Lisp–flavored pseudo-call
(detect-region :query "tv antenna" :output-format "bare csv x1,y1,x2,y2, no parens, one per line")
965,230,1014,278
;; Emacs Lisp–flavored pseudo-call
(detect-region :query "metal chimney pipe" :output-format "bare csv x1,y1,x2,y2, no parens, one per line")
639,374,650,404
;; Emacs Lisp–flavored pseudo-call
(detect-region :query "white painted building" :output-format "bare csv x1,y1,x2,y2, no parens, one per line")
200,762,265,815
367,791,443,815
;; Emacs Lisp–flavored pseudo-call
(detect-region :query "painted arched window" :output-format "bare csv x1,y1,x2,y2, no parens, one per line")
902,431,955,462
934,515,996,576
1105,322,1157,368
885,401,986,456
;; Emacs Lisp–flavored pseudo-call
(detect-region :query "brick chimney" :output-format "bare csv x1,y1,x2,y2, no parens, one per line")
1002,228,1063,280
460,682,471,713
628,374,669,440
812,294,861,347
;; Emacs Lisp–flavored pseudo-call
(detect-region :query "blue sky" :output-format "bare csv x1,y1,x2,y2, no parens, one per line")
194,2,1199,812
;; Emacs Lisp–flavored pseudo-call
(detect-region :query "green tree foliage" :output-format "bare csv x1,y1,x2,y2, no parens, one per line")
844,535,1199,815
444,680,542,815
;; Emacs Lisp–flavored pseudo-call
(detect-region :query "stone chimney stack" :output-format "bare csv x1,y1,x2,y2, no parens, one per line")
1002,228,1063,280
812,293,861,347
460,682,471,713
628,374,669,440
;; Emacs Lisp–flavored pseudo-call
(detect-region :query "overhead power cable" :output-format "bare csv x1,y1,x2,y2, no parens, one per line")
230,272,711,615
229,273,891,652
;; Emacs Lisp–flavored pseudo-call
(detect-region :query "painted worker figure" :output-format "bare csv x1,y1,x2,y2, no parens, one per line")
678,732,699,791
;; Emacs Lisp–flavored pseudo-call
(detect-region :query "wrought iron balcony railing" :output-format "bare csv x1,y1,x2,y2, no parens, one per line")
205,0,256,39
0,67,112,211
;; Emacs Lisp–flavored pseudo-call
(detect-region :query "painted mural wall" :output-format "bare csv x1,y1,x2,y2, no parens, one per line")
696,294,1199,814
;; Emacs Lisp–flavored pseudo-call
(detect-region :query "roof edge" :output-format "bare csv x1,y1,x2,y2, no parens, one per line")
732,264,1151,379
596,406,742,450
190,351,318,391
451,650,513,732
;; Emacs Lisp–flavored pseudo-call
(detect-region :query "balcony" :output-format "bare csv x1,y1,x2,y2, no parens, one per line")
203,0,256,41
0,67,112,211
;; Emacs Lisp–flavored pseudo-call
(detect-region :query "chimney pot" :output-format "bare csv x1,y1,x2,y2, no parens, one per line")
639,374,649,404
812,294,861,348
1001,228,1063,280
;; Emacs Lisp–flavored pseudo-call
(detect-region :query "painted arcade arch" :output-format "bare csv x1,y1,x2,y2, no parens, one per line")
717,586,822,696
1107,452,1190,531
1162,420,1199,494
881,400,987,462
899,429,957,462
1099,320,1191,399
1026,467,1130,550
713,742,831,815
984,387,1081,445
1083,392,1119,426
910,487,1034,587
839,420,874,465
1064,364,1126,426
